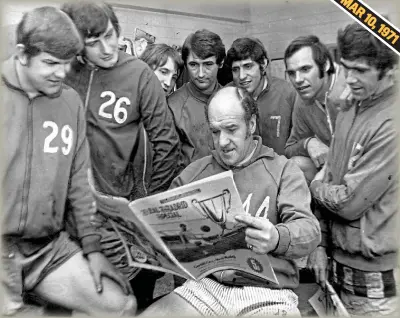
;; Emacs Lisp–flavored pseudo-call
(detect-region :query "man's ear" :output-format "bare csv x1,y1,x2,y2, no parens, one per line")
249,114,257,134
261,57,269,75
218,58,224,69
324,60,331,73
16,44,28,66
384,66,397,77
382,66,398,82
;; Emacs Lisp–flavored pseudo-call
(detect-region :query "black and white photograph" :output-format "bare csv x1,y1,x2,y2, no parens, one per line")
1,0,399,316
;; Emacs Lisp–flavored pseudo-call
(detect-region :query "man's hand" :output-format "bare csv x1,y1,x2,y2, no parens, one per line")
312,162,328,183
87,252,133,295
90,212,107,229
211,270,236,283
307,138,329,168
307,246,329,289
234,215,279,254
211,270,269,287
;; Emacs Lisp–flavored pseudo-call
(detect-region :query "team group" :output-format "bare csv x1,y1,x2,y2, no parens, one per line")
2,0,398,317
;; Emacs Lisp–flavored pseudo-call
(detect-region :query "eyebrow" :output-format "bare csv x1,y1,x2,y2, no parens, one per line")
340,61,370,71
85,26,114,43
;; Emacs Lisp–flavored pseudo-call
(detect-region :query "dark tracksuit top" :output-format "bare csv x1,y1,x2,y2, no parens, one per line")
65,51,180,200
2,56,101,255
285,65,347,158
227,75,299,156
311,86,398,272
168,81,221,169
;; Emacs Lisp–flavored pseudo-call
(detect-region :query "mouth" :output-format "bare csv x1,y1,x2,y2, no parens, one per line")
296,85,310,92
196,79,208,84
48,80,62,86
350,86,363,93
101,54,114,61
239,81,251,87
221,149,234,155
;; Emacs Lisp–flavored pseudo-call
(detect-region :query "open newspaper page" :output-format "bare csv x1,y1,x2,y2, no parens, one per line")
93,191,195,280
129,170,278,284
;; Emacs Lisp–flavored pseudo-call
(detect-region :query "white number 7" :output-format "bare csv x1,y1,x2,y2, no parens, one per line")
43,121,73,155
270,116,281,138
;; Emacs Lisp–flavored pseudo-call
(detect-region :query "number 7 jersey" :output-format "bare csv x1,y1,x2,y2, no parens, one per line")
1,57,99,253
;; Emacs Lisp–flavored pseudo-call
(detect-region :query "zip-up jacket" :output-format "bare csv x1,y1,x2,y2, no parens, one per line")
168,81,221,170
310,86,398,272
285,65,346,158
171,136,321,288
65,51,180,199
227,75,298,155
1,57,101,255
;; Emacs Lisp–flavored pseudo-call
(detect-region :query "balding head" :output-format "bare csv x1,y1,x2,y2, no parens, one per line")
206,86,258,167
205,86,259,128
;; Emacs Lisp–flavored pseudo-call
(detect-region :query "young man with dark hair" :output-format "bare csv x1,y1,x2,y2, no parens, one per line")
284,35,347,182
140,43,184,96
1,6,135,315
141,86,321,317
225,37,299,156
309,22,399,316
169,29,226,168
61,1,180,311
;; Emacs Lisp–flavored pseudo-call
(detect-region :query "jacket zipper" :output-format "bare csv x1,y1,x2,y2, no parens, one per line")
84,69,95,110
19,98,34,234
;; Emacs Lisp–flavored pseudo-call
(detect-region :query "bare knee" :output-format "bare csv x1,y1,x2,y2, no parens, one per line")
96,278,137,315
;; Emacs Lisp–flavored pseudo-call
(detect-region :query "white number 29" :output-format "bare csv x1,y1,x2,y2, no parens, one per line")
43,121,73,155
99,91,131,124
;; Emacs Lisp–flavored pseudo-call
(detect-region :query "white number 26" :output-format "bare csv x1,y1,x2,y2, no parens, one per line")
99,91,131,124
43,121,73,155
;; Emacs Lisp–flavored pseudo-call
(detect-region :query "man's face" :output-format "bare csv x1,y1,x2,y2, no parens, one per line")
285,46,325,101
340,57,382,101
208,94,255,167
22,52,72,97
154,57,178,96
231,58,263,95
187,51,219,93
84,20,119,68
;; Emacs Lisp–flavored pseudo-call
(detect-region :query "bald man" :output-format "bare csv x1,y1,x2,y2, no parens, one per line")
140,86,321,317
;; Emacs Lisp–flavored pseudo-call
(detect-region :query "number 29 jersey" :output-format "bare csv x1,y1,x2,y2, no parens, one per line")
1,57,99,250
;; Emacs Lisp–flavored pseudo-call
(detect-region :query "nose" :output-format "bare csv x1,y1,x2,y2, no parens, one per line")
54,64,68,79
345,69,357,85
198,65,205,78
239,68,246,80
219,131,230,148
100,39,113,55
164,74,172,88
294,71,303,84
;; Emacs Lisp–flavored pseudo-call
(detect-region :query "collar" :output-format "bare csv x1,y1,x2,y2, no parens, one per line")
356,84,396,111
253,75,268,101
187,80,221,103
2,56,21,90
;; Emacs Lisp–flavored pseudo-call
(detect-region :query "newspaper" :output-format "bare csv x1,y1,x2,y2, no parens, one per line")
94,170,278,285
308,282,350,317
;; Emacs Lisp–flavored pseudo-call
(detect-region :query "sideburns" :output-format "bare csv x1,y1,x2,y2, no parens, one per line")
245,124,252,139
